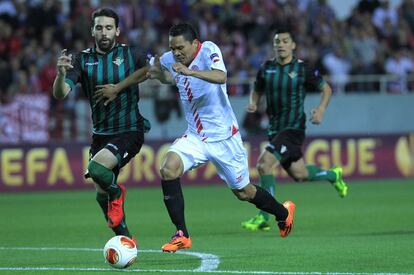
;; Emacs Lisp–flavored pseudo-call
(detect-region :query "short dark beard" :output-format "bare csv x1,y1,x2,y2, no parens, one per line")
96,38,115,53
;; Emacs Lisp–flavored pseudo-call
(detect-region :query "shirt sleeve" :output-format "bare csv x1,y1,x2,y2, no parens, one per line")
304,62,326,92
159,52,172,72
203,42,227,73
64,52,82,91
130,47,150,68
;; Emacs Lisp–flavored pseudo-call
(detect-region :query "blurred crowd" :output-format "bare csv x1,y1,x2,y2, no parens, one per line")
0,0,414,140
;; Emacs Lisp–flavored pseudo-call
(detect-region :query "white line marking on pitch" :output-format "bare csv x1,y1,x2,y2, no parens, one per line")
0,246,220,272
0,267,413,275
0,246,412,275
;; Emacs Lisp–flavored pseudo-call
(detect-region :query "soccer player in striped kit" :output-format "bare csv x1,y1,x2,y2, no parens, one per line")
53,8,150,245
241,28,348,232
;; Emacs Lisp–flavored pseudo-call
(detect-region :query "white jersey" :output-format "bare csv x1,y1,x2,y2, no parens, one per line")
160,41,239,142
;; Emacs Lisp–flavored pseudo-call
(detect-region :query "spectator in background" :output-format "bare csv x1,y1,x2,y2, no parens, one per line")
372,0,398,30
322,46,352,93
400,0,414,33
385,48,414,93
357,0,380,15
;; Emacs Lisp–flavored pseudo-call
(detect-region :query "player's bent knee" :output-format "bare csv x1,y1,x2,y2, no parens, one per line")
160,166,179,180
87,160,112,184
87,161,102,181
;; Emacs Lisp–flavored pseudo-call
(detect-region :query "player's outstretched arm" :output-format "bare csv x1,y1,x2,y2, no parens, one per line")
53,49,72,100
310,82,332,124
94,66,149,105
172,63,226,84
147,55,175,84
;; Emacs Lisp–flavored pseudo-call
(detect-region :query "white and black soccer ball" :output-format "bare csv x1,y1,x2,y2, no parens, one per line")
103,235,137,269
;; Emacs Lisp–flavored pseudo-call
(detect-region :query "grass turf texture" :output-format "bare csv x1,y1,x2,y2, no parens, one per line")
1,179,413,274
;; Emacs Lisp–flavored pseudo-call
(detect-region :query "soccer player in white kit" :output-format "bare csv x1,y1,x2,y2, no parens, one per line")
94,23,296,252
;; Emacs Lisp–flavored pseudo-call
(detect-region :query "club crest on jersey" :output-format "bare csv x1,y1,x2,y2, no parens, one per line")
288,71,297,79
190,65,199,71
210,53,220,63
113,57,124,66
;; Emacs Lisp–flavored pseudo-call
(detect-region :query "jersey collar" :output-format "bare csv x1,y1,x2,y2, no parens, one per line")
190,41,202,63
274,56,297,66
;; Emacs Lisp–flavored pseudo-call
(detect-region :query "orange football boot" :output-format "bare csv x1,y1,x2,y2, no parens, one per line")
277,201,296,238
108,184,126,228
161,230,192,253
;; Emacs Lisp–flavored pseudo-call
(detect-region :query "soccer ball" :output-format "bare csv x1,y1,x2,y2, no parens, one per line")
103,235,137,269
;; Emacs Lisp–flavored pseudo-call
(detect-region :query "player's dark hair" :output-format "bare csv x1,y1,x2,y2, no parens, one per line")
92,8,119,28
274,27,296,42
169,23,199,42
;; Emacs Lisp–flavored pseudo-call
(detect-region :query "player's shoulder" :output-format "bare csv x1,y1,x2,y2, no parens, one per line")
293,58,312,70
297,58,315,70
201,41,220,51
261,59,275,68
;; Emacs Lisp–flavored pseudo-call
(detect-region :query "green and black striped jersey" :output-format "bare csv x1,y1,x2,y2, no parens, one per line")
65,44,150,135
255,57,326,136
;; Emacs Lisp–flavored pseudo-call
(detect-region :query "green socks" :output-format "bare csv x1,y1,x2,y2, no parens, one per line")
96,193,131,237
88,160,121,200
306,164,336,183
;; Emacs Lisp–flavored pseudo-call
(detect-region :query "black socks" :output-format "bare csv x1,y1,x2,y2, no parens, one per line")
249,185,288,221
161,178,189,237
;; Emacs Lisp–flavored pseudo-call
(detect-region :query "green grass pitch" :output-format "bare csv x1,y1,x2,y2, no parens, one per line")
1,179,413,274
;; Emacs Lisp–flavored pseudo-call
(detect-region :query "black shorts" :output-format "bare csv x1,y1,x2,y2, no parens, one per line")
265,129,305,169
88,131,144,176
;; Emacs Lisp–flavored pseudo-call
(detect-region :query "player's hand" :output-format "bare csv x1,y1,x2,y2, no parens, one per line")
147,55,163,80
246,103,257,113
94,84,119,106
172,62,192,76
56,49,73,75
310,107,325,124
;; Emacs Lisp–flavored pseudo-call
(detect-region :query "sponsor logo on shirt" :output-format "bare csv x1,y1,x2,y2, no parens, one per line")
85,62,99,66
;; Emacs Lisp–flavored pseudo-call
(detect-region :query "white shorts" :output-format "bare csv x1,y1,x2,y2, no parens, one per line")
168,132,250,190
